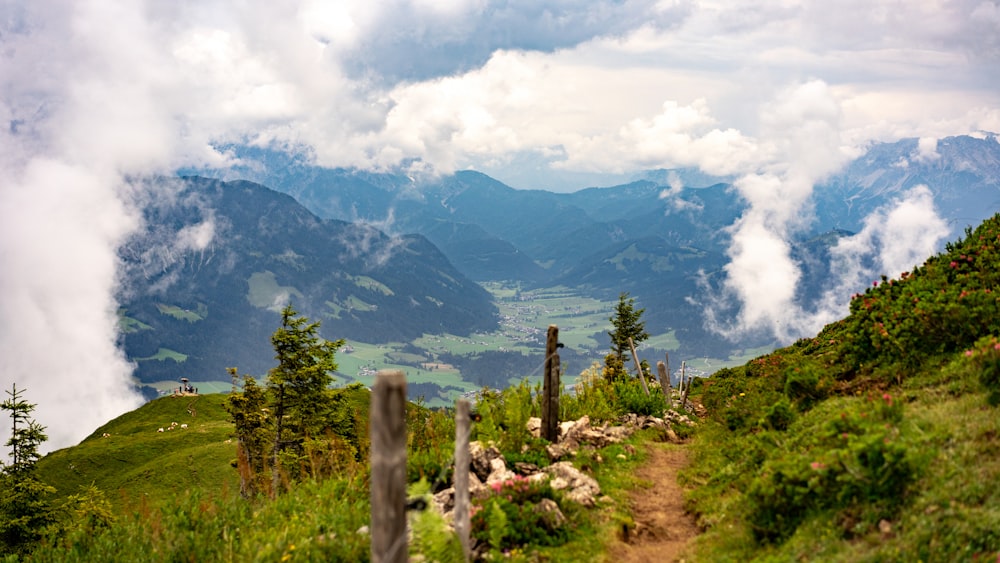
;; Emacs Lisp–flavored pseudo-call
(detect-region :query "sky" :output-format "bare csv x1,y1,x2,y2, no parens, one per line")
1,0,999,450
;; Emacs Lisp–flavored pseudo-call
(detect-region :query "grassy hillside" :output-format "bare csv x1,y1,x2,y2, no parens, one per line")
683,214,1000,561
35,393,238,510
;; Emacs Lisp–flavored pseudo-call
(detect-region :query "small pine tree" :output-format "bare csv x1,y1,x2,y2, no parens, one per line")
225,368,272,498
607,292,649,369
0,384,55,556
267,304,344,495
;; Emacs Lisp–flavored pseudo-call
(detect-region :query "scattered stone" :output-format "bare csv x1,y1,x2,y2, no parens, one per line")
469,441,503,481
526,417,541,438
485,457,516,486
533,498,567,530
546,442,574,461
514,461,539,475
545,461,601,506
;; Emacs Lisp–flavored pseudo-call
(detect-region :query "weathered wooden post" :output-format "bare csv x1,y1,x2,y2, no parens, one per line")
656,360,671,402
370,370,407,563
454,399,471,562
680,361,690,408
541,325,561,442
628,337,651,396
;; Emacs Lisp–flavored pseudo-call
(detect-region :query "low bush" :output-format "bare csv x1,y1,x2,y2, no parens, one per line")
965,334,1000,406
747,393,915,542
471,476,569,552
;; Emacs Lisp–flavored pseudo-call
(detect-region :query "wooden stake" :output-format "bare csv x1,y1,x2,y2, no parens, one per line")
370,370,407,563
656,360,671,402
680,361,690,408
541,325,561,442
454,399,471,562
628,337,651,396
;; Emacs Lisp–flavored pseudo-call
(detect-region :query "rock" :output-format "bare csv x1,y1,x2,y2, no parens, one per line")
526,417,541,438
514,461,540,475
640,415,666,429
879,519,893,538
485,457,516,487
545,461,600,506
533,498,567,531
559,415,591,442
546,442,573,461
433,487,455,514
469,472,490,501
469,441,503,481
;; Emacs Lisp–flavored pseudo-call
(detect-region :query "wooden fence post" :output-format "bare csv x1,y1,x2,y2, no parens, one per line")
680,361,690,408
541,325,560,442
370,370,407,563
628,337,651,396
656,360,670,402
454,399,471,562
663,353,671,390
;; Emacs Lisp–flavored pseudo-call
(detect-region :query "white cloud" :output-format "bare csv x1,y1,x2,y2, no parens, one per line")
2,0,999,447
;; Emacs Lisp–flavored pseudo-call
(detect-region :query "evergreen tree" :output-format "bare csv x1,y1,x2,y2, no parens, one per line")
224,368,272,498
0,384,55,556
266,304,344,495
607,292,649,371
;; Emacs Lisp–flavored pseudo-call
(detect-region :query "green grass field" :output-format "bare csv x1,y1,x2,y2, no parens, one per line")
36,394,239,511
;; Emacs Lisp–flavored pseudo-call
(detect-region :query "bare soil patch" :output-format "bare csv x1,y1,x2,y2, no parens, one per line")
607,444,699,563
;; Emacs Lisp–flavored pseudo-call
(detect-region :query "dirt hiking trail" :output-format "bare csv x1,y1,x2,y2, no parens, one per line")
607,444,700,563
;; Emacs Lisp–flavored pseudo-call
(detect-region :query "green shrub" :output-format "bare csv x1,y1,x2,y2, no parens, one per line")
747,393,915,542
965,334,1000,406
471,476,568,551
763,398,795,431
783,364,827,409
611,378,666,417
407,406,455,486
562,364,617,422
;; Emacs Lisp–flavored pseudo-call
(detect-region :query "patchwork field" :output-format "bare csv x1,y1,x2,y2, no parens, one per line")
152,283,770,407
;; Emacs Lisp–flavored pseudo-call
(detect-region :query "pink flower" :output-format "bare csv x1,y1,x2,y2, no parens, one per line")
950,261,958,268
810,461,825,470
966,350,974,357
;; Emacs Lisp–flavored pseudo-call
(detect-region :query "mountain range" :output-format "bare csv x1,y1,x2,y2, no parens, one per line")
119,176,497,386
131,134,1000,390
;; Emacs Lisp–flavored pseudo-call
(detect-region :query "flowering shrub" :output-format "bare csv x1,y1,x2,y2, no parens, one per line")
746,393,914,542
964,334,1000,406
840,216,1000,378
470,476,568,550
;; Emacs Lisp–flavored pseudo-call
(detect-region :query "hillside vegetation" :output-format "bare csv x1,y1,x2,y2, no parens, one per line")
684,213,1000,560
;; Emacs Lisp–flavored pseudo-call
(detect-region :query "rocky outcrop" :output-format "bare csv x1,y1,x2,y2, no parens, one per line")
432,408,695,517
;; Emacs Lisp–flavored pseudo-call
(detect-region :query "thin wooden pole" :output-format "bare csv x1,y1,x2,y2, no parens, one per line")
370,370,407,563
656,360,670,402
665,353,672,390
680,361,690,408
628,337,651,396
541,325,560,442
454,399,471,562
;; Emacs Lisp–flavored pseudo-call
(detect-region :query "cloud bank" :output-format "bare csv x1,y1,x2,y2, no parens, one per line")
2,0,997,449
